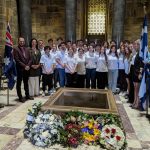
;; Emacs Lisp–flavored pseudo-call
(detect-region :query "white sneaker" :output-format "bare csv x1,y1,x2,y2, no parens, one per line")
119,92,123,96
52,88,56,93
48,90,53,95
42,92,45,97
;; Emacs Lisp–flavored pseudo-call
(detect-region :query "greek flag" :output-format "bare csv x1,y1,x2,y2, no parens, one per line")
3,22,17,90
139,15,148,111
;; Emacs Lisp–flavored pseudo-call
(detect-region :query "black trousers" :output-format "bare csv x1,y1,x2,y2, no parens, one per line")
128,65,134,103
96,72,108,89
76,74,85,88
86,68,96,89
53,68,59,88
66,72,77,87
118,69,127,91
16,68,30,100
42,73,53,92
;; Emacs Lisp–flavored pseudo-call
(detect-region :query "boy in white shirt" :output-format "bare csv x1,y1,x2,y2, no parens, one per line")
40,46,55,96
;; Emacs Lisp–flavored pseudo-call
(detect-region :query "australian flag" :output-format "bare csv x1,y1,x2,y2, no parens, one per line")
139,15,148,111
3,22,17,90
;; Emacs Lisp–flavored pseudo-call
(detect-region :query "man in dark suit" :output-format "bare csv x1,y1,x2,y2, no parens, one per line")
13,37,33,102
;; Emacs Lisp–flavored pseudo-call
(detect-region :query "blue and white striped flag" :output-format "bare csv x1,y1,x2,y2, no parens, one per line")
139,15,148,111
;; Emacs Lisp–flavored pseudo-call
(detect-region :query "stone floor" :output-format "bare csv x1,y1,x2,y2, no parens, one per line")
0,87,150,150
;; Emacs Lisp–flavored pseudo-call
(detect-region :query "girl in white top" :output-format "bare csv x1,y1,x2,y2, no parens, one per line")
65,48,77,87
124,47,131,98
96,46,108,89
95,45,100,57
103,41,110,55
107,45,119,93
76,48,86,88
85,45,97,88
118,45,126,93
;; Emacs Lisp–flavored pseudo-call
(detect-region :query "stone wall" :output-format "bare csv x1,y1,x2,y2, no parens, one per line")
31,0,65,44
124,0,150,42
0,0,19,55
108,0,150,42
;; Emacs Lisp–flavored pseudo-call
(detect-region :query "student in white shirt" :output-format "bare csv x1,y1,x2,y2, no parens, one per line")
65,48,77,87
96,46,108,89
83,44,88,54
51,44,59,90
40,46,55,96
103,41,110,55
85,45,97,88
95,45,100,56
55,42,67,87
76,48,86,88
124,47,131,99
118,45,127,94
107,45,119,93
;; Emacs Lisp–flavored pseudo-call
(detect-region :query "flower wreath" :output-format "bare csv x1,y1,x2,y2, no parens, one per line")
24,105,64,147
81,119,102,145
100,124,125,150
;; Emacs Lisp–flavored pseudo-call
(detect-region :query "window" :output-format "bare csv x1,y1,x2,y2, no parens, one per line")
88,0,106,35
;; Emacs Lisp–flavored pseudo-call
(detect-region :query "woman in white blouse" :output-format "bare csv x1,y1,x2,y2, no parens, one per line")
96,46,108,89
76,48,86,88
118,45,127,94
107,45,119,93
65,47,77,87
85,45,97,89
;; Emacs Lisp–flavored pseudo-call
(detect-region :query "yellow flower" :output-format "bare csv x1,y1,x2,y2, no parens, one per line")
83,132,90,139
85,135,95,142
94,129,100,135
88,122,93,129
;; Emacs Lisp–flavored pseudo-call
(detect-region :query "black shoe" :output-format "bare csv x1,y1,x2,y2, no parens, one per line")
26,96,34,100
19,98,25,103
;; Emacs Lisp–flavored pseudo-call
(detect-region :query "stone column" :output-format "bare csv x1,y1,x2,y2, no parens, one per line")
0,0,6,51
112,0,125,47
65,0,76,42
18,0,32,46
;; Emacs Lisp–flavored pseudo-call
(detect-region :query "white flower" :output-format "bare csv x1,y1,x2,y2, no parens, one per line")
41,130,49,138
26,114,34,122
35,118,41,124
49,115,55,121
51,129,57,134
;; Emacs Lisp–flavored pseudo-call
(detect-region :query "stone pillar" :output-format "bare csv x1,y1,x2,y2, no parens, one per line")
18,0,32,46
112,0,125,47
0,0,6,51
65,0,76,42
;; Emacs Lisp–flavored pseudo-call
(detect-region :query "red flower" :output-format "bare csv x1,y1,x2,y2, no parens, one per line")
66,123,73,129
105,128,110,134
111,128,116,134
116,135,121,141
68,137,78,145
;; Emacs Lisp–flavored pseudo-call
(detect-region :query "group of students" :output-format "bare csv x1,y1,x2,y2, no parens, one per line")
13,37,149,111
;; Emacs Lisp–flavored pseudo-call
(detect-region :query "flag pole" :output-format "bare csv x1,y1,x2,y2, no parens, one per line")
6,8,10,106
143,5,150,119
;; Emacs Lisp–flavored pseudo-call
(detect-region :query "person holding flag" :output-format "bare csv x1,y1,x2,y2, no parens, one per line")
3,23,17,90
